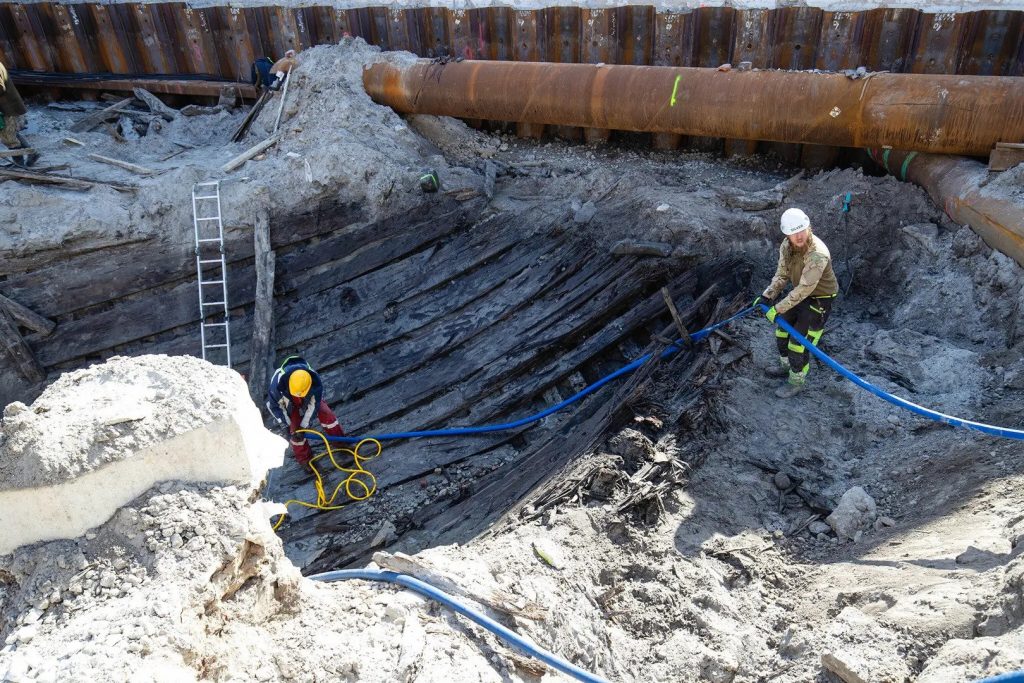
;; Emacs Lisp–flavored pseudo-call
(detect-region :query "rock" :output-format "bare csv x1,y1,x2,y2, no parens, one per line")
532,539,565,569
826,487,877,541
878,516,896,527
821,607,911,682
573,201,597,224
773,472,792,490
809,521,832,535
737,61,752,71
655,203,671,212
606,428,654,463
170,533,183,549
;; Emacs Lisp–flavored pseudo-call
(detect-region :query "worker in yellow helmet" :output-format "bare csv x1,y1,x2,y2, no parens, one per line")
0,60,37,166
265,355,345,466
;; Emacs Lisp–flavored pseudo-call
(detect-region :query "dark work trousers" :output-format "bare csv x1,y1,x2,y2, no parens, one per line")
774,295,834,376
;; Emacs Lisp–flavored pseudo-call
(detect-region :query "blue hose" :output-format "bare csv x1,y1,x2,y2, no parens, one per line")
330,306,753,443
310,568,610,683
976,673,1024,683
757,303,1024,440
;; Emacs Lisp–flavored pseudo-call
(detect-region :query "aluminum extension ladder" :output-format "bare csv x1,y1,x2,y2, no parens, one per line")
191,181,232,367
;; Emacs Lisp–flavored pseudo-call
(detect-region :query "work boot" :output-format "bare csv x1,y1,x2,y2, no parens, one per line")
764,357,790,379
774,372,806,399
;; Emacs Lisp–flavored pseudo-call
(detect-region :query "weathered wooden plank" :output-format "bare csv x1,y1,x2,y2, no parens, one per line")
31,202,467,366
318,234,577,402
132,87,177,121
222,135,280,173
68,97,133,132
0,293,55,337
0,305,45,383
331,254,640,434
1,198,366,318
86,153,156,176
247,208,275,405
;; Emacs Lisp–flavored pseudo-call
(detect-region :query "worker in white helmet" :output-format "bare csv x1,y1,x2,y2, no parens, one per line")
755,207,839,398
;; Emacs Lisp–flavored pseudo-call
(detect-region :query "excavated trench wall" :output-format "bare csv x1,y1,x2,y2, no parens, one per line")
2,2,1022,162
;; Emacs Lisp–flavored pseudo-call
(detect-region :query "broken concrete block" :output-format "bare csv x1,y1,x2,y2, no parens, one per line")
821,607,911,682
0,355,285,555
826,486,877,540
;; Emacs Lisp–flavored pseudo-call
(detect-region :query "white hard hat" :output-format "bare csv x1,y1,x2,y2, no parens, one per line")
780,208,810,235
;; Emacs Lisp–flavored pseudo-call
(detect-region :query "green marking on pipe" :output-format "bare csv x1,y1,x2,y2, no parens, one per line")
882,148,892,173
670,74,682,107
899,151,918,181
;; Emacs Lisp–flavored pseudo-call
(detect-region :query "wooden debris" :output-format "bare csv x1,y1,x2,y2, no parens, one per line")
231,89,273,142
0,167,136,193
69,97,134,133
181,104,225,117
0,148,38,159
0,305,45,383
989,142,1024,172
222,135,280,173
610,239,672,257
87,154,156,176
0,294,56,337
62,137,86,147
272,67,293,133
483,160,497,200
661,286,692,346
132,87,178,121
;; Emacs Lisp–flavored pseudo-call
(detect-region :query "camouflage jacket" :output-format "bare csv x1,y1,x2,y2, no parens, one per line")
763,234,839,314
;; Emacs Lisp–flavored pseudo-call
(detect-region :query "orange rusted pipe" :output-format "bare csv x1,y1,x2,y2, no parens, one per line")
869,148,1024,266
364,60,1024,157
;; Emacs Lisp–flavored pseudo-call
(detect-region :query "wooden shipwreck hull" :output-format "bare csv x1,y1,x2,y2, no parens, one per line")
0,191,743,570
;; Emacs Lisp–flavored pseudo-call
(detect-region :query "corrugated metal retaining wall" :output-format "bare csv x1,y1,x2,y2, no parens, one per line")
1,4,1022,82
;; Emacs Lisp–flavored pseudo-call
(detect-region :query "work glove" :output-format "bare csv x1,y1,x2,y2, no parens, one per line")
765,306,778,323
752,295,774,310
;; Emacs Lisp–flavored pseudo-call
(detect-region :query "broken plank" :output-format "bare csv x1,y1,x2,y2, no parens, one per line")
0,148,38,158
87,154,156,176
69,97,134,133
0,167,92,191
132,87,177,121
0,305,45,383
661,286,692,345
222,135,279,173
0,293,56,337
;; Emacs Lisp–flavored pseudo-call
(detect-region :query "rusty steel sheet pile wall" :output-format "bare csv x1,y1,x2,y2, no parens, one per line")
1,4,1022,83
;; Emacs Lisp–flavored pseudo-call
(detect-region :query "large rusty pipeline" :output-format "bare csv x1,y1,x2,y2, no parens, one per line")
869,148,1024,267
364,60,1024,157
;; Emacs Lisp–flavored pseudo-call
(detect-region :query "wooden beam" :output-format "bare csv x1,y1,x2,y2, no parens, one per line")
247,207,276,405
132,87,178,121
14,74,257,100
0,294,56,337
222,135,280,173
0,305,45,383
661,286,692,346
87,153,156,176
0,167,136,193
989,144,1024,172
0,148,38,158
69,97,134,133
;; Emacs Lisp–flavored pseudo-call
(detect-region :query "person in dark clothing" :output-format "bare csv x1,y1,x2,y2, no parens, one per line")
266,356,345,466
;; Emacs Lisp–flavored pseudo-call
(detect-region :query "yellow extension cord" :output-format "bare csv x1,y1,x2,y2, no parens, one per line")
272,428,383,531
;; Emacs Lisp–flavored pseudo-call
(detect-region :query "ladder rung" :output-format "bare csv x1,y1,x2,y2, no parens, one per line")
193,195,219,200
202,301,226,306
202,322,228,327
199,279,224,285
195,181,219,186
196,216,222,221
196,238,222,243
205,344,229,348
198,259,223,264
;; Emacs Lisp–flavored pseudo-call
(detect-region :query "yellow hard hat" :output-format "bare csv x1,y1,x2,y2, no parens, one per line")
288,369,312,398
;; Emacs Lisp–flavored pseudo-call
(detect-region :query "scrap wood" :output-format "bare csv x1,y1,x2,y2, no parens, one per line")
69,97,134,133
87,154,156,176
0,293,56,337
0,167,136,193
132,87,178,121
0,148,38,159
222,135,280,173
